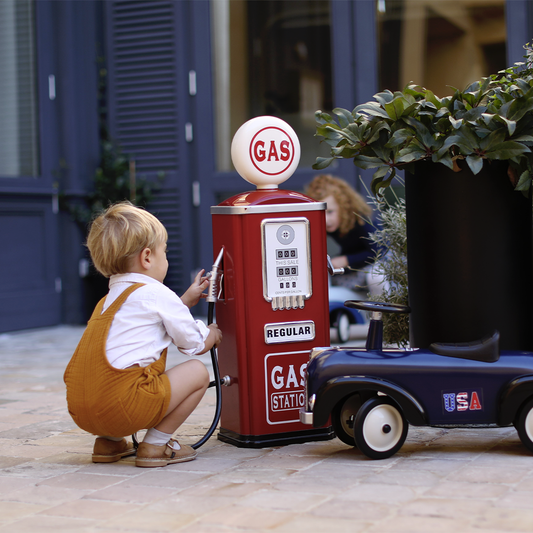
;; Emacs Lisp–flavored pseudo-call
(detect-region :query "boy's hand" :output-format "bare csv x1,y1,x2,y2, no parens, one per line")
198,323,222,354
181,269,210,308
208,323,223,347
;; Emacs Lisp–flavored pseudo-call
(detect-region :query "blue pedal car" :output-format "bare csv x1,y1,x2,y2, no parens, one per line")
328,285,367,343
300,300,533,459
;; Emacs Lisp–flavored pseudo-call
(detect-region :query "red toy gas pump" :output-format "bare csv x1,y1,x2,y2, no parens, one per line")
210,116,334,447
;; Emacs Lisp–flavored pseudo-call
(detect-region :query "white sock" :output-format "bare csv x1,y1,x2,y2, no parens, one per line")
143,428,181,450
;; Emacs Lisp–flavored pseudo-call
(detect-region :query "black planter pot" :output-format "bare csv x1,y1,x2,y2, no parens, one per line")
405,160,532,350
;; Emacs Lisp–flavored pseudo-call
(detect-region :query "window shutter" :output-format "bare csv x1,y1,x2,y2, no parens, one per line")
108,0,179,172
106,0,187,292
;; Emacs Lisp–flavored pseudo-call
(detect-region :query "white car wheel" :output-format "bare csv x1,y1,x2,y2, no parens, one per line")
516,397,533,453
354,396,408,459
337,311,351,343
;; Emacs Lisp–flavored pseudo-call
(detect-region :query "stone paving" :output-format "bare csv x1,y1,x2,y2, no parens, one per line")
0,325,532,532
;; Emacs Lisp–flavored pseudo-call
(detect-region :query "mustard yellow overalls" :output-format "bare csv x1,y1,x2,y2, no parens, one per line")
64,283,171,437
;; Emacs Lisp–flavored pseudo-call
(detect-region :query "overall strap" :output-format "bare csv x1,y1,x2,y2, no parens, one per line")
89,296,107,321
102,282,146,316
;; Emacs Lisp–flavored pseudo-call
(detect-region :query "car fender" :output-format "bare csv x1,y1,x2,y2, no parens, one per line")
312,375,427,428
498,375,533,426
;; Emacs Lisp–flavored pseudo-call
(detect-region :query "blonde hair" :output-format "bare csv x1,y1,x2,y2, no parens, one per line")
87,202,168,277
305,174,372,235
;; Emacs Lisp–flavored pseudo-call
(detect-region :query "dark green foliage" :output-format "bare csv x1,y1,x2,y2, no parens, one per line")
366,191,409,347
60,54,163,226
314,42,533,196
66,140,163,225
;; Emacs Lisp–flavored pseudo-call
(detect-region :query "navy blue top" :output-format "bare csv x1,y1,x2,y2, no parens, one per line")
330,221,376,270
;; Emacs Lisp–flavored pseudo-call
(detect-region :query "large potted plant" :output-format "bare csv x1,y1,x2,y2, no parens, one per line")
314,44,533,350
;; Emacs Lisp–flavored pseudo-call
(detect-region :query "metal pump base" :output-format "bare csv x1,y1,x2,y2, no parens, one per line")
217,426,335,448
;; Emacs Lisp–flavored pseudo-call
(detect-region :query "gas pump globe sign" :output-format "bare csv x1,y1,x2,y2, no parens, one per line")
231,116,301,189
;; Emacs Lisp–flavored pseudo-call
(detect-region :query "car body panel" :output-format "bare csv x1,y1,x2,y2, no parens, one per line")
304,347,533,428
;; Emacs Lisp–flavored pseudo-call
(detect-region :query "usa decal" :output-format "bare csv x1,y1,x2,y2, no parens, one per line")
442,389,483,414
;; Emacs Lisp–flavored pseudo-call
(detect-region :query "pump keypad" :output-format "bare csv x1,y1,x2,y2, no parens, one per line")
276,249,298,259
262,218,312,310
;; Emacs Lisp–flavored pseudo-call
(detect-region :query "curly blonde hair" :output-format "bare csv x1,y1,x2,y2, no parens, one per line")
87,201,168,277
305,174,372,235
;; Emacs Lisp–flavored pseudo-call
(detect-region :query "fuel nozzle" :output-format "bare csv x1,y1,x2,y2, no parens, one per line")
327,255,344,276
206,247,224,303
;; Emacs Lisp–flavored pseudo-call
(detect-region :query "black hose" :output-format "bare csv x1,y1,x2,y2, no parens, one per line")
191,301,222,449
132,301,223,451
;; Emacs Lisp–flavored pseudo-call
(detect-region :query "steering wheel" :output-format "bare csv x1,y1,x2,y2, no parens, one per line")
344,300,411,314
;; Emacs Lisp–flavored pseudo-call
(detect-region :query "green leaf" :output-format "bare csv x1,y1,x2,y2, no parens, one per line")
402,102,419,117
462,92,476,108
396,145,426,163
466,155,484,174
333,108,355,128
507,97,533,121
316,123,340,136
454,127,482,153
385,129,413,148
493,115,517,136
373,90,395,106
481,113,494,125
479,128,506,151
370,169,396,196
402,116,436,148
433,152,455,170
312,157,336,170
354,101,390,120
463,106,487,123
370,136,394,161
366,121,391,144
372,165,390,179
353,155,386,170
315,111,333,125
331,145,358,157
512,134,533,142
436,135,459,157
515,169,531,191
485,141,530,159
516,78,531,94
449,117,463,129
384,97,406,120
371,168,396,196
423,89,442,108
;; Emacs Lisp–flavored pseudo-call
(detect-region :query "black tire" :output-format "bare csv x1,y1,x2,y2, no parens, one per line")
336,311,351,343
353,396,408,459
332,394,362,446
516,397,533,453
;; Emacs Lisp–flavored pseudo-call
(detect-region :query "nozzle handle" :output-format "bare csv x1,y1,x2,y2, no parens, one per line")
206,247,224,303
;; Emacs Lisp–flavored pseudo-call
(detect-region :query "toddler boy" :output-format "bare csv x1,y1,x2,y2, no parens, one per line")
64,202,222,467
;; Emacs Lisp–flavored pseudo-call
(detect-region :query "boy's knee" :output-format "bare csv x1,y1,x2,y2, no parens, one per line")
190,359,210,388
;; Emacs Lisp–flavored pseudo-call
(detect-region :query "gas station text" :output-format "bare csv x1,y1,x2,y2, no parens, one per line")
270,363,306,412
271,391,305,411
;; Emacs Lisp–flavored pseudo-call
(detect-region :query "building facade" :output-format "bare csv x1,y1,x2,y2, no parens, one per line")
1,0,531,332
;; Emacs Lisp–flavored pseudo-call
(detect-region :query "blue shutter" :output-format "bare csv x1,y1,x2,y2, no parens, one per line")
105,0,192,292
107,0,179,172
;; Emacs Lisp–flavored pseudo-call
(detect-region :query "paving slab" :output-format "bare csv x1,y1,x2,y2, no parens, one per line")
0,325,533,532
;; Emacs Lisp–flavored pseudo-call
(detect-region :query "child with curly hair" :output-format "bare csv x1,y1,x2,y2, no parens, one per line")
306,174,383,295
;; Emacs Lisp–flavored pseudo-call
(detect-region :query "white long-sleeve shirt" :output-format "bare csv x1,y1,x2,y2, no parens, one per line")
102,273,210,369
